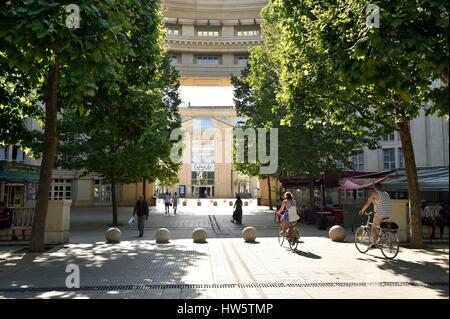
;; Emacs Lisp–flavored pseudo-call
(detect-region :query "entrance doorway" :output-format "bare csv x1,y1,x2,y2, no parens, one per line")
192,185,214,198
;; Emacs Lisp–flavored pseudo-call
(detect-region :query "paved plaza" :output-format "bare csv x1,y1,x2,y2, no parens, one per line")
0,204,448,299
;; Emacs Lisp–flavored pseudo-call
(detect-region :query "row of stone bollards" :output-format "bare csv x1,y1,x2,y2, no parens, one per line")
105,226,258,244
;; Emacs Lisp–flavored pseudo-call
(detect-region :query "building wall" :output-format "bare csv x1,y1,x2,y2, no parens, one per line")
362,112,449,172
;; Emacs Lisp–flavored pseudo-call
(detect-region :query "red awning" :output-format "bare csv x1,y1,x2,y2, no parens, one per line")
337,176,389,190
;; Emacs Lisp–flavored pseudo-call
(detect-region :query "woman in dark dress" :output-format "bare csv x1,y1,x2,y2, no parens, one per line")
231,195,243,225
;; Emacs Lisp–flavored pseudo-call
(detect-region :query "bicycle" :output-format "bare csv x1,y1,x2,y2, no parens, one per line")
354,211,400,259
278,220,301,251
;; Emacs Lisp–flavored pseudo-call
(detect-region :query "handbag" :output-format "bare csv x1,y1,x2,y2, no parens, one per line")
128,216,135,225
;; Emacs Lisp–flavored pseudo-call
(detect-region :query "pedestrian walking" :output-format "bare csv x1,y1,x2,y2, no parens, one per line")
163,191,171,215
172,192,179,215
231,195,243,225
133,195,149,237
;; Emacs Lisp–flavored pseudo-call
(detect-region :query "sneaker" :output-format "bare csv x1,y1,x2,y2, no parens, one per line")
230,219,236,223
369,243,378,249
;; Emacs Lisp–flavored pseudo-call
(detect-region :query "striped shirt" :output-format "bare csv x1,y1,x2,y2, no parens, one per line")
374,191,392,217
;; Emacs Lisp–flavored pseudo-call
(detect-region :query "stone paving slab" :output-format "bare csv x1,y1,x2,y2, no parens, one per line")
0,206,448,299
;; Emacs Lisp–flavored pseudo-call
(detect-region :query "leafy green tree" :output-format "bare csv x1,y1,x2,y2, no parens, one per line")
261,0,448,248
232,45,376,210
57,57,181,226
0,0,166,251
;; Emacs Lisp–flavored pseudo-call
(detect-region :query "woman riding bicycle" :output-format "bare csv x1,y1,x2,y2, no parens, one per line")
276,192,300,236
359,183,392,248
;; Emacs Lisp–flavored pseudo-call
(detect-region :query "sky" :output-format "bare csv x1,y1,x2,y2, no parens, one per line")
178,86,235,107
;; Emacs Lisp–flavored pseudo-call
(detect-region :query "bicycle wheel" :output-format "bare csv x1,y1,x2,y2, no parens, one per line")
288,227,300,251
354,226,370,253
278,230,285,246
380,230,399,259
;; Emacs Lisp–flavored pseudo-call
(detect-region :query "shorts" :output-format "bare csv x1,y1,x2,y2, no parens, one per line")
283,211,289,224
373,213,389,227
164,202,170,207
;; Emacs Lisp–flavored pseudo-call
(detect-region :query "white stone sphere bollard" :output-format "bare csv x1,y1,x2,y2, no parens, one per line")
329,225,346,242
156,228,171,243
105,227,122,243
242,226,257,243
192,228,208,243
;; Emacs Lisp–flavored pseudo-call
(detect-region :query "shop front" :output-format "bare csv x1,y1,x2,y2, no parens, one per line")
0,160,40,208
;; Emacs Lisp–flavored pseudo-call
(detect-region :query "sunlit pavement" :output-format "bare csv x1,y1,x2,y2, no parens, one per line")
0,204,448,299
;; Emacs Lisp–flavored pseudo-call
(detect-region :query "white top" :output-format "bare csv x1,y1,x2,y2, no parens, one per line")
374,191,392,217
286,199,300,223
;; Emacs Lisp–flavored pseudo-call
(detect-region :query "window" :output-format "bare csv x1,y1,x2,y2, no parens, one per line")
170,55,178,65
237,30,260,37
94,180,111,202
335,160,345,169
196,56,219,65
166,26,180,36
237,56,249,65
398,148,405,169
192,140,215,163
49,179,72,200
383,133,395,141
197,28,220,37
351,152,364,171
383,148,396,170
346,190,354,199
0,147,6,160
191,171,215,186
357,189,365,198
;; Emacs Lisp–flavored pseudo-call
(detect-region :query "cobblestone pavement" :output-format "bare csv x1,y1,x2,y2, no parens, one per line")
0,205,448,299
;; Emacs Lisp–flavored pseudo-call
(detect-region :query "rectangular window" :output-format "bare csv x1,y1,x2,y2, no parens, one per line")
383,148,396,170
0,147,6,160
351,152,364,171
94,180,112,203
191,171,215,186
197,28,220,37
357,189,365,198
237,56,249,65
170,55,178,65
192,139,215,164
196,56,219,65
166,26,180,36
237,30,260,37
398,148,405,169
383,133,395,141
49,179,72,200
346,190,354,199
12,145,19,161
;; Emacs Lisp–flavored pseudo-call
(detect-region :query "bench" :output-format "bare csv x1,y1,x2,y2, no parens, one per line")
0,208,34,241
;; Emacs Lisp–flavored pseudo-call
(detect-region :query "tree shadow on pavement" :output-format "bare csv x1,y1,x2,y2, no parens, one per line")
357,252,449,297
0,240,208,299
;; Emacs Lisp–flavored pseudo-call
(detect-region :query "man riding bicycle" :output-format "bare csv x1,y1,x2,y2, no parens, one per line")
359,183,392,249
276,192,300,237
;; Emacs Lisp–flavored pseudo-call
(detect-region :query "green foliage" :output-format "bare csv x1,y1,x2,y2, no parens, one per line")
57,55,181,186
0,0,166,146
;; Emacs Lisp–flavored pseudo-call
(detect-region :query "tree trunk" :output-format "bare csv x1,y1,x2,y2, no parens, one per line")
30,61,59,252
267,177,273,210
111,178,118,226
309,177,315,209
143,179,146,201
398,121,423,249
